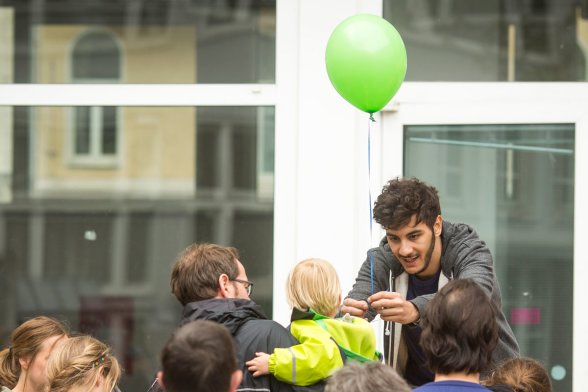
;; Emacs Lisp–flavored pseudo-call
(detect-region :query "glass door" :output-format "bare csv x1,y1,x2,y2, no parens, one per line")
380,84,588,392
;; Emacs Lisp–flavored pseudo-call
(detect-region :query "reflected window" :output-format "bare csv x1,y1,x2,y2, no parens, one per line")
73,31,121,80
71,31,120,165
404,123,574,391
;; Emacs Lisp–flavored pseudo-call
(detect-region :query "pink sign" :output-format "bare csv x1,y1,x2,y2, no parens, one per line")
510,307,541,325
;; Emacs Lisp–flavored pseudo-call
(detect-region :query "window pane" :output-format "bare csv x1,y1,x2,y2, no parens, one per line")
195,106,275,194
0,0,275,84
0,105,274,392
102,106,117,154
73,32,120,80
44,213,112,284
405,123,574,390
126,212,151,284
384,0,586,81
196,123,220,189
232,210,274,313
75,106,91,154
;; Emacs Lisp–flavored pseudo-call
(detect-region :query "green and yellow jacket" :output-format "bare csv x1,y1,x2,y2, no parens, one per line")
268,308,380,386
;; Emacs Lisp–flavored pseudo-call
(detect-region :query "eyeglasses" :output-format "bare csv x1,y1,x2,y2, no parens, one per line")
232,278,254,296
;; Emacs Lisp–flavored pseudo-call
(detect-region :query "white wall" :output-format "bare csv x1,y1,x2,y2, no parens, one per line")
273,0,387,324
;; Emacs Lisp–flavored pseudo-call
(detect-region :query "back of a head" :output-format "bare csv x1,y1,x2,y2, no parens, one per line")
161,320,238,392
420,278,499,375
325,362,410,392
373,177,441,230
484,357,552,392
46,335,121,392
170,243,240,305
0,316,69,388
286,258,341,317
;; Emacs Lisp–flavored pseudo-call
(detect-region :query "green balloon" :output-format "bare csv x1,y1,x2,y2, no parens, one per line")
325,14,407,114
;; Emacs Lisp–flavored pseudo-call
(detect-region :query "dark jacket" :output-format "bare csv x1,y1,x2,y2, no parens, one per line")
181,298,325,392
347,221,519,377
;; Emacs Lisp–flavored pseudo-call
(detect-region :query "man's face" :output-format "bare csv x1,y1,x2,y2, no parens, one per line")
385,215,442,279
229,260,251,300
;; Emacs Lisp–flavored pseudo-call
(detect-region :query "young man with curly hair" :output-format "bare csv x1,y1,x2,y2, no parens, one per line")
341,177,519,387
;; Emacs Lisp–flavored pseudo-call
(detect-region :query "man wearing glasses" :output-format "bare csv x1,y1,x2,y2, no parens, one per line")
170,243,322,392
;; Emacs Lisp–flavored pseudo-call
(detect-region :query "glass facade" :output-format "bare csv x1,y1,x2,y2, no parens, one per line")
384,0,586,81
0,105,275,391
0,2,277,390
0,0,275,84
404,123,574,391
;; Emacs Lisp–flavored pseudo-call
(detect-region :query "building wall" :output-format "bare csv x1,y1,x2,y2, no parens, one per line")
32,25,196,197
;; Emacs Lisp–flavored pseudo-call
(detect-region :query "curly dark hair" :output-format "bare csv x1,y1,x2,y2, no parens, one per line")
420,278,499,375
373,177,441,230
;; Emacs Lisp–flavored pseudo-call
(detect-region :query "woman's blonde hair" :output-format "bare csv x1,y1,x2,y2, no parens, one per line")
0,316,68,389
286,258,341,317
46,335,121,392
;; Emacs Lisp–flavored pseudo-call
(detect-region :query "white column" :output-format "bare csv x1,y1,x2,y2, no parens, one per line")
274,0,383,324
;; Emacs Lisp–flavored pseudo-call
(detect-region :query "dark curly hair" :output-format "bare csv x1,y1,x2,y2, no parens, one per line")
420,278,499,375
373,177,441,230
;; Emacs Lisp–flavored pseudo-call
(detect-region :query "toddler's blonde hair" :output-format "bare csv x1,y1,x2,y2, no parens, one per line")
286,258,341,317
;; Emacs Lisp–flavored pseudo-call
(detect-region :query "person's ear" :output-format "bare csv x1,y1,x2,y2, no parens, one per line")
18,356,30,371
217,273,232,298
156,371,165,391
434,215,443,237
229,370,243,392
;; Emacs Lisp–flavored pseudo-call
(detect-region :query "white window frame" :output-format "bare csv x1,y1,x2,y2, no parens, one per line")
68,105,121,168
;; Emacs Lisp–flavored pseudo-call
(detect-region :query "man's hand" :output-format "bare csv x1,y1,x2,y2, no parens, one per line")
246,352,270,377
341,298,369,318
368,291,420,325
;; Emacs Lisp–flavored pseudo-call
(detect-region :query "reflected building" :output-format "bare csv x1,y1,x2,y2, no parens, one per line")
0,2,275,392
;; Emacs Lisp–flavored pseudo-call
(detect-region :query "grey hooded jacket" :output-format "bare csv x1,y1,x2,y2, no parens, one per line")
346,220,519,376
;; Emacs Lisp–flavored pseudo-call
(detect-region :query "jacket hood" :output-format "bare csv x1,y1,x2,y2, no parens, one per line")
180,298,268,335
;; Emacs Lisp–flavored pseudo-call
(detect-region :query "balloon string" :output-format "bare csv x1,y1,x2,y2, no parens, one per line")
369,113,375,122
368,117,374,295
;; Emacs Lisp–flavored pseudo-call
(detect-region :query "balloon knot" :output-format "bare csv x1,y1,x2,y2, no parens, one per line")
369,113,376,122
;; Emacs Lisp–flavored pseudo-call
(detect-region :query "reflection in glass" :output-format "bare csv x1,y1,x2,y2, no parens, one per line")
102,107,117,155
384,0,586,81
0,105,274,392
73,31,121,80
405,123,574,391
0,0,275,84
75,107,91,154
